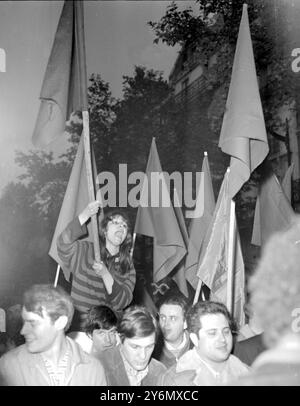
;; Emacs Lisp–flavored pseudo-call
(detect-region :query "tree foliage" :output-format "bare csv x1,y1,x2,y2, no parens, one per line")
109,66,178,174
149,0,297,138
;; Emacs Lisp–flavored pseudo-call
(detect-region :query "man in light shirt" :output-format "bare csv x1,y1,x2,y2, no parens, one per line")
162,301,249,385
0,284,107,386
153,293,192,368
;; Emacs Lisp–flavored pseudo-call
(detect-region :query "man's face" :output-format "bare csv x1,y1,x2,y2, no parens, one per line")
159,304,185,345
121,333,156,371
21,307,59,354
196,313,233,364
92,327,118,352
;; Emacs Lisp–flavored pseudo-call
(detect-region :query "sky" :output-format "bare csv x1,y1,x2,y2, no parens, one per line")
0,0,198,194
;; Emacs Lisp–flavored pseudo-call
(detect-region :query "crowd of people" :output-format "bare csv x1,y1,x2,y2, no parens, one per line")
0,201,300,386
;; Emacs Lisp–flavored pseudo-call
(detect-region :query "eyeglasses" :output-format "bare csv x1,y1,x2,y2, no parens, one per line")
108,218,128,230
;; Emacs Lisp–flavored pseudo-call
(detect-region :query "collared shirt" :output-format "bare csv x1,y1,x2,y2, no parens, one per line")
176,347,250,386
120,347,149,386
0,337,107,386
41,343,70,386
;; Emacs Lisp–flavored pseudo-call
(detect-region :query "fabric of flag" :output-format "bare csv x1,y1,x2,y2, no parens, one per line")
134,138,187,283
185,154,215,289
48,137,101,281
172,189,189,297
218,4,269,198
251,169,295,247
197,171,245,327
281,163,294,203
32,1,88,147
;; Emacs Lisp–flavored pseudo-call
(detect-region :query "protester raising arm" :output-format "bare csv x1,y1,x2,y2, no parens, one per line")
57,201,136,322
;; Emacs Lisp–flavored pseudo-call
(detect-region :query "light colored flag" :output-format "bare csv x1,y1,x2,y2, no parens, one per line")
48,137,102,281
172,189,189,297
197,171,245,327
134,138,187,283
185,153,215,289
218,4,269,198
251,169,294,247
282,163,294,203
32,1,88,147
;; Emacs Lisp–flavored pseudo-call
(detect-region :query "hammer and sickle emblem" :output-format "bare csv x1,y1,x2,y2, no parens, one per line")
151,282,170,295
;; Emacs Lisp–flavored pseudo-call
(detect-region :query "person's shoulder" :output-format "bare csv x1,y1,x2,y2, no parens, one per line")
176,347,195,367
95,345,121,367
162,363,196,386
149,357,167,373
229,354,251,373
0,344,29,371
0,344,27,360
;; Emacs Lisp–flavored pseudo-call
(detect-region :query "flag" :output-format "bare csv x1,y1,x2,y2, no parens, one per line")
218,4,269,198
185,153,215,289
282,163,294,203
197,171,245,327
251,168,295,247
48,137,102,281
172,189,189,297
32,1,87,147
134,138,186,283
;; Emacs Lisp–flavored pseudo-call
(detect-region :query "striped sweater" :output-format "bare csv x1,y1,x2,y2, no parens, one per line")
57,217,136,314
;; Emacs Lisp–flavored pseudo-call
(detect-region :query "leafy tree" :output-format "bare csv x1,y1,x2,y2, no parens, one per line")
148,0,300,277
149,0,298,146
109,66,178,175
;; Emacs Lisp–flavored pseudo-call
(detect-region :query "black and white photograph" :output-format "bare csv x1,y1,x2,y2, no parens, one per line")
0,0,300,388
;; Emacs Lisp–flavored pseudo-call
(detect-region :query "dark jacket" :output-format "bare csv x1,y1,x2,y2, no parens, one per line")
233,333,266,366
97,345,167,386
153,330,193,368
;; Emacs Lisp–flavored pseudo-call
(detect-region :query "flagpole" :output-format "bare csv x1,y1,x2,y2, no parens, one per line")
226,198,236,314
82,110,101,262
130,232,137,258
193,277,202,305
53,264,60,288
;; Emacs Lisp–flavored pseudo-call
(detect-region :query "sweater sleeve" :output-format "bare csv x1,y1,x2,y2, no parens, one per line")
107,259,136,310
57,216,90,276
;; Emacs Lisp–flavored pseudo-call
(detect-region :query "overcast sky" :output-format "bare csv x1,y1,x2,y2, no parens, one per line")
0,0,198,194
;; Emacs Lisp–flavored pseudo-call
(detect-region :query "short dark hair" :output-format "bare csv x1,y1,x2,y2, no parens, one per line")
23,284,74,331
158,293,189,318
186,301,237,335
84,305,117,337
118,305,158,343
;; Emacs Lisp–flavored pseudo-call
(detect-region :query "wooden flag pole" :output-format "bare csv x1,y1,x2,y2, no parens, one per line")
193,277,202,305
226,198,236,315
53,264,60,288
130,232,137,259
82,110,101,262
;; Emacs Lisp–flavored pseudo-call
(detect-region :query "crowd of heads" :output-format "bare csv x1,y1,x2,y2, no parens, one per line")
1,216,300,386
